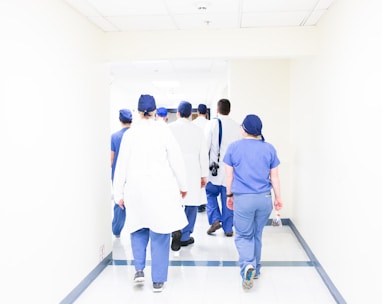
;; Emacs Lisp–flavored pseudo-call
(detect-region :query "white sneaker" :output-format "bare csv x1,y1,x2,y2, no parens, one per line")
242,265,255,289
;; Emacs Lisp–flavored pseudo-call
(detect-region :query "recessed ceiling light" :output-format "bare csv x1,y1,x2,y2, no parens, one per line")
196,1,209,11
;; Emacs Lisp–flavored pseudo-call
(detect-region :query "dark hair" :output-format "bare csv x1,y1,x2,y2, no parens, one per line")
217,98,231,115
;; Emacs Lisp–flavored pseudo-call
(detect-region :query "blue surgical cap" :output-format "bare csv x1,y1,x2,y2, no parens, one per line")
242,114,264,141
119,109,132,123
197,104,207,114
157,107,168,117
178,101,192,117
138,94,156,116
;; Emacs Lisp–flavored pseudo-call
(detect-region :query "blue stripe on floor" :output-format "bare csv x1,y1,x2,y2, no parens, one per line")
111,259,314,267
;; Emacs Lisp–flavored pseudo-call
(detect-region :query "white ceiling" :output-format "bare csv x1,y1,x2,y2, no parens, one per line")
64,0,335,107
64,0,334,31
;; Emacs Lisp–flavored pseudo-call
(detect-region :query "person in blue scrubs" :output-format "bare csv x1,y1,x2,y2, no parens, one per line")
110,109,132,237
223,114,283,290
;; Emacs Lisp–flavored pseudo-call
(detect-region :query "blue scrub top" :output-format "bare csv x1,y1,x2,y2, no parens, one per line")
223,138,280,194
111,127,129,181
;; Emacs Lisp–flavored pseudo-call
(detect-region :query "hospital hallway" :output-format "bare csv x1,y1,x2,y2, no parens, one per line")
69,211,342,303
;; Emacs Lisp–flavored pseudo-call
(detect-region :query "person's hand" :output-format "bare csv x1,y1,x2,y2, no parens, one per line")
180,191,187,199
226,197,234,210
274,198,283,211
200,177,207,188
118,199,125,210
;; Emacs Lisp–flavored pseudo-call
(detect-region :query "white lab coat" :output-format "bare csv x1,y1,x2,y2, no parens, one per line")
113,118,188,234
192,116,212,204
169,118,209,206
192,116,212,144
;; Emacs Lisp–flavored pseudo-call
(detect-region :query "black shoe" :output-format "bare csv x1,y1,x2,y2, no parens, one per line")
180,237,194,247
197,205,206,212
207,221,222,235
171,230,182,251
225,232,233,237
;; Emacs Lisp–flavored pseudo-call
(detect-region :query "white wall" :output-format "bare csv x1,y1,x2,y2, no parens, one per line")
229,59,292,217
290,0,382,302
0,0,110,302
105,27,318,60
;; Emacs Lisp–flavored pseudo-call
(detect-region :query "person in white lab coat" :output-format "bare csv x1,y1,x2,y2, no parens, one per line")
113,94,188,293
206,98,242,237
168,101,209,251
192,103,211,212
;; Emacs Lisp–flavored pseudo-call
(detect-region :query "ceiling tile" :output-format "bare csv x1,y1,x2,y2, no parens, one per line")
242,0,319,12
85,0,168,15
108,15,176,31
164,0,241,14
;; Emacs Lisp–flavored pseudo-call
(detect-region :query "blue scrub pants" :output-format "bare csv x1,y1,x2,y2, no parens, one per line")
233,192,273,278
131,228,171,283
181,206,198,242
206,182,233,233
112,203,126,236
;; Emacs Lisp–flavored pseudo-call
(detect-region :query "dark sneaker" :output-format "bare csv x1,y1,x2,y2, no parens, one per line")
153,282,164,292
198,205,206,212
171,230,182,251
207,221,222,235
242,264,255,289
180,237,195,247
134,270,145,283
225,232,233,237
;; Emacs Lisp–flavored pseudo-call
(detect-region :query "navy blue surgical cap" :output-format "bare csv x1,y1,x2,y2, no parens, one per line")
138,94,156,116
242,114,264,141
197,104,207,114
178,101,192,117
119,109,132,123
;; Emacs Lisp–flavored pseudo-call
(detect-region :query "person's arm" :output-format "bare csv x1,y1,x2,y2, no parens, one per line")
270,167,283,210
111,151,115,167
225,164,234,210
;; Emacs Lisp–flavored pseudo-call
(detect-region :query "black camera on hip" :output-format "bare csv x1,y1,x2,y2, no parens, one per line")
209,162,219,176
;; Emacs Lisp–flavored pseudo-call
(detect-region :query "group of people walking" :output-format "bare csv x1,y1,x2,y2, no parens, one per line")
110,94,283,293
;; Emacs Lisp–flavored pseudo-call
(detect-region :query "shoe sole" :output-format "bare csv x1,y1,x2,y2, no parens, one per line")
242,266,255,289
180,237,194,247
134,277,145,283
171,231,182,251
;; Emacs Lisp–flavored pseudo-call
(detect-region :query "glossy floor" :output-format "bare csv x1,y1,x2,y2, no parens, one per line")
73,211,337,304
